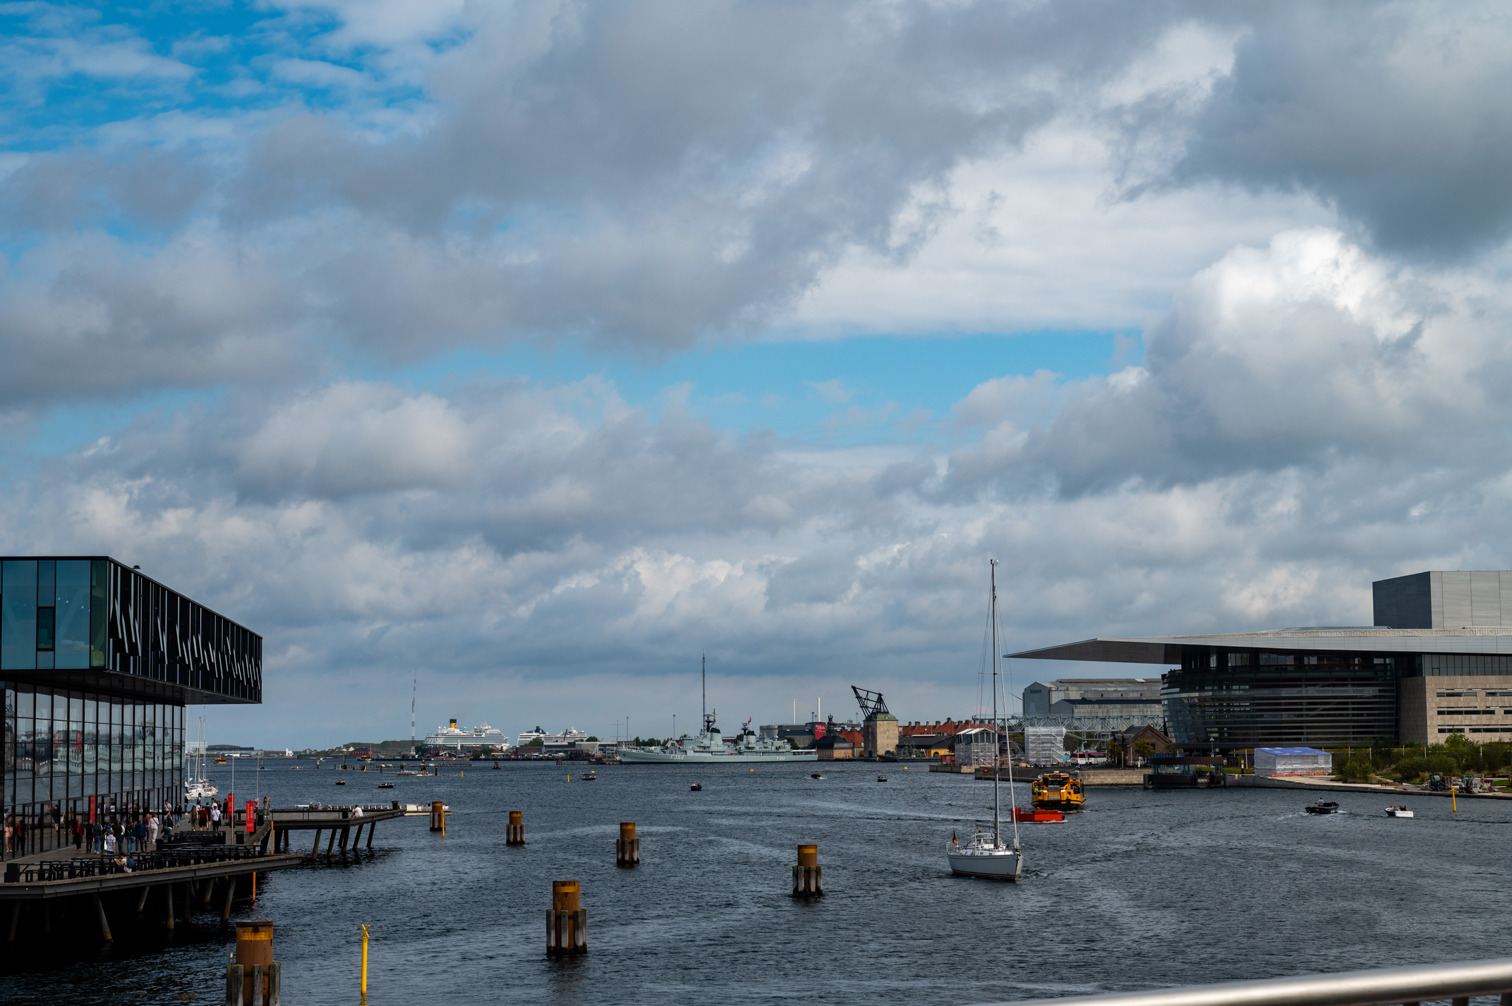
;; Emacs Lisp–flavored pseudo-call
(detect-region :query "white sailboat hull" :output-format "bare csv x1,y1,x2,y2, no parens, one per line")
947,845,1023,880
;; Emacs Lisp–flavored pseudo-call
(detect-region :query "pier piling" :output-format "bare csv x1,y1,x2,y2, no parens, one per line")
792,844,823,897
507,810,525,845
228,919,280,1006
429,801,445,833
546,880,587,955
616,822,640,866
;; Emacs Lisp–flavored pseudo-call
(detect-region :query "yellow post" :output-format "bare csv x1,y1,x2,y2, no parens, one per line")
1452,785,1458,813
361,923,370,995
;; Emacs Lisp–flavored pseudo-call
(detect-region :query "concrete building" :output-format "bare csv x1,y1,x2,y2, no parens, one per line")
1013,570,1512,750
1021,678,1162,722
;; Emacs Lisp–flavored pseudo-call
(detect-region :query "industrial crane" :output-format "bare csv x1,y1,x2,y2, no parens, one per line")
851,685,889,718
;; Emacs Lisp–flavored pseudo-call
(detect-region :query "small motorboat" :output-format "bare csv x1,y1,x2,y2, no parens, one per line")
1304,800,1339,814
1014,807,1064,823
811,773,823,779
377,782,394,789
335,780,346,786
582,771,597,782
493,761,500,770
690,782,702,791
877,776,888,782
1386,804,1414,818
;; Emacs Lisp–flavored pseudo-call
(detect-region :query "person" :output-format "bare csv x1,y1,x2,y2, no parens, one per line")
103,828,117,856
133,816,146,853
210,801,221,830
73,815,84,851
147,813,160,849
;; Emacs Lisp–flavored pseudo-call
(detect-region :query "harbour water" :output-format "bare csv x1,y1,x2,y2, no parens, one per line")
4,760,1512,1004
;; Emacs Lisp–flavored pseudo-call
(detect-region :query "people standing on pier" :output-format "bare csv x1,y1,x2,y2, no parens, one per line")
73,813,83,851
210,801,222,830
103,827,117,856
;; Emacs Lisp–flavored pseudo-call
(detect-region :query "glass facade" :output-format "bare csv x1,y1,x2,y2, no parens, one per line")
1164,647,1408,749
0,557,260,703
2,685,184,855
0,557,259,859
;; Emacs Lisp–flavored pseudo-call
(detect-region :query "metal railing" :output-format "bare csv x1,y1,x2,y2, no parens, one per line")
987,959,1512,1006
3,844,262,884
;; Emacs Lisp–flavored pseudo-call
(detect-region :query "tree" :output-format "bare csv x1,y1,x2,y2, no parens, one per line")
1106,739,1125,767
587,736,599,742
1134,741,1155,765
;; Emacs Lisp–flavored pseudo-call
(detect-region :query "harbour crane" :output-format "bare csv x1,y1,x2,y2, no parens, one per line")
851,686,889,718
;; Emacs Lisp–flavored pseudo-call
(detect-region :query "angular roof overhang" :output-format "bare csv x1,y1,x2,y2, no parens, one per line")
1009,627,1512,664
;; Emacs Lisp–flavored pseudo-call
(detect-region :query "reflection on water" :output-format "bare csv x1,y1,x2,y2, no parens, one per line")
4,761,1511,1005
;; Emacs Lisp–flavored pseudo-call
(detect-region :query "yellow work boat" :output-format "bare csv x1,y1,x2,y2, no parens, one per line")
1031,771,1085,811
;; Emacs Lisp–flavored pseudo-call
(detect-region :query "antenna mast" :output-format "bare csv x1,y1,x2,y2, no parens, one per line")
410,672,417,747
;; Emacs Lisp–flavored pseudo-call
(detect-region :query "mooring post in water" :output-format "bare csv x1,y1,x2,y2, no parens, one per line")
507,810,525,845
616,822,640,866
360,923,370,997
546,880,586,955
228,918,280,1006
430,801,444,833
792,843,823,897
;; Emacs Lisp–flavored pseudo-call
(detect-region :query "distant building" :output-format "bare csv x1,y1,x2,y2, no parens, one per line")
815,718,855,760
1015,570,1512,749
1119,724,1174,764
1022,679,1163,722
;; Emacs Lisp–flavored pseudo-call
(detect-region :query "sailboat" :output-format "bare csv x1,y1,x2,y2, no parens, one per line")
947,559,1024,881
184,715,219,801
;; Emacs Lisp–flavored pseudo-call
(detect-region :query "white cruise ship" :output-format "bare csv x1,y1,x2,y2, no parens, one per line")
515,725,588,748
423,719,510,751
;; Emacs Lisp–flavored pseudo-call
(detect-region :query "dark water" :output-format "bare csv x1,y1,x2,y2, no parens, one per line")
4,760,1511,1005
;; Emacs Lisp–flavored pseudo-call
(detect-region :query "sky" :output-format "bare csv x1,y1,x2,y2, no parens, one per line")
5,1,1512,748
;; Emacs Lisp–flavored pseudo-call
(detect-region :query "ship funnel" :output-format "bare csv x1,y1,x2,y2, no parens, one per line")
450,718,458,729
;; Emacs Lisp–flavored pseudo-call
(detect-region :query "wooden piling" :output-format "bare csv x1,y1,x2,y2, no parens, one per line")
164,885,175,931
430,801,445,833
93,894,112,942
616,822,640,866
507,810,525,845
233,918,277,1006
792,843,823,897
545,880,586,955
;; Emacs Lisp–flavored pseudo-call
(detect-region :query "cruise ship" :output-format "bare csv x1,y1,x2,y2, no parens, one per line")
423,719,510,751
515,726,588,748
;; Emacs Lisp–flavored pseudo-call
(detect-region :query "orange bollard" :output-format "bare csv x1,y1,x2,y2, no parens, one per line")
616,822,639,866
507,810,525,845
546,880,587,955
792,844,823,897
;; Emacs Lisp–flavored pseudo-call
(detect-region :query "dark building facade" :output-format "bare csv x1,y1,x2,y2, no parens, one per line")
1013,571,1512,751
2,557,261,856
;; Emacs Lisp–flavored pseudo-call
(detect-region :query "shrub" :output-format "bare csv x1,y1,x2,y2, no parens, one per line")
1335,756,1374,783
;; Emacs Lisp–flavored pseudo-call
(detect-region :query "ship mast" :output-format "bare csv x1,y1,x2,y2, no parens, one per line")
410,672,417,749
991,559,1001,847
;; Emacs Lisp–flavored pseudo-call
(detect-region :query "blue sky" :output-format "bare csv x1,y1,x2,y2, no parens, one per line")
4,1,1512,747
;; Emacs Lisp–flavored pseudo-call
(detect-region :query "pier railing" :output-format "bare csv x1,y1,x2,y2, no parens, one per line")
3,845,260,884
991,958,1512,1006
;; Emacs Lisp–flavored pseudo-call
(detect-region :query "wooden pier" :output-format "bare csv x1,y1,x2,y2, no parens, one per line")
267,804,408,860
0,827,301,946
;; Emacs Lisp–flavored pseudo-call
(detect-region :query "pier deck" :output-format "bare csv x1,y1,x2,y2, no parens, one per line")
267,804,408,859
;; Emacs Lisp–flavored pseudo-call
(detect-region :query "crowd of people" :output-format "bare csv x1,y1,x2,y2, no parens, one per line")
1,796,264,861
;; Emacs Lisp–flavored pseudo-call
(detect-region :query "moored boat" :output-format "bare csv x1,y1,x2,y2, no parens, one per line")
1385,804,1413,818
1014,807,1064,823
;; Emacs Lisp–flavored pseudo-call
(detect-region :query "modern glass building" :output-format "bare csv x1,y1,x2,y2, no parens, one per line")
2,557,261,856
1011,571,1512,750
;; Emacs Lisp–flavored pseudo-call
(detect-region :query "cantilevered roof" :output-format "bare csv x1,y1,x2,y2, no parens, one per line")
1009,626,1512,664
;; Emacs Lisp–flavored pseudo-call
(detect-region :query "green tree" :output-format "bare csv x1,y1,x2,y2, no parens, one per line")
1134,741,1155,765
1106,739,1125,767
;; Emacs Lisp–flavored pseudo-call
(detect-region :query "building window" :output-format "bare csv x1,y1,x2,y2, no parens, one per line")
36,606,55,651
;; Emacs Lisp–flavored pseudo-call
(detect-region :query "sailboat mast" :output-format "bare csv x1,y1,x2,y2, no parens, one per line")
702,652,706,729
410,673,417,747
991,559,1001,845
